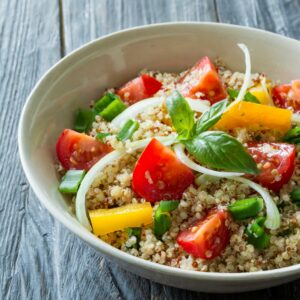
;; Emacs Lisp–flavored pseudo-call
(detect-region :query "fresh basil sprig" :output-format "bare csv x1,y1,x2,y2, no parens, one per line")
154,200,179,239
283,126,300,144
192,100,228,135
166,91,259,174
183,131,259,174
166,91,195,140
227,88,260,104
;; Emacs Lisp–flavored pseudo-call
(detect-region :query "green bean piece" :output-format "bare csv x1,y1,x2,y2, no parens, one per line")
117,119,140,141
228,197,264,220
58,170,86,194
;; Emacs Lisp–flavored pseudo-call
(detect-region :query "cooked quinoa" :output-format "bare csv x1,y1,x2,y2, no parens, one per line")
58,55,300,273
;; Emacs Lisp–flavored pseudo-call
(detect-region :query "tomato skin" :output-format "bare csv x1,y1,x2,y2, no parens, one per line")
247,142,296,192
117,74,162,104
132,138,195,203
177,209,231,259
273,80,300,112
56,129,112,170
177,56,227,104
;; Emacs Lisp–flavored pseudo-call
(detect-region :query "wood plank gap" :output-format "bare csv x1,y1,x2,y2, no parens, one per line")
213,0,220,22
58,0,66,57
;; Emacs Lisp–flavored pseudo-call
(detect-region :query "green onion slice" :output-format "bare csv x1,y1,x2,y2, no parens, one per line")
154,200,179,239
94,92,116,114
290,187,300,206
59,170,86,194
125,227,142,249
228,197,264,220
74,109,95,133
117,119,140,141
99,98,127,121
246,217,270,249
96,132,111,141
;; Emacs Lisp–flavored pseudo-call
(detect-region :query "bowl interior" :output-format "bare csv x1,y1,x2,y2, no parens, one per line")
18,23,300,289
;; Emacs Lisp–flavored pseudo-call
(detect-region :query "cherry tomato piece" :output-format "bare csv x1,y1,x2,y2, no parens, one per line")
247,142,296,192
177,56,227,104
132,138,195,203
117,74,162,104
177,209,231,259
56,129,112,170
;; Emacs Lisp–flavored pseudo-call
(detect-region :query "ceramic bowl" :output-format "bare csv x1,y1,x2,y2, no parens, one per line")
18,22,300,293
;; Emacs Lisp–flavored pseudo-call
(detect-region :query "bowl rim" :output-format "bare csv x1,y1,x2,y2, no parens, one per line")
18,21,300,282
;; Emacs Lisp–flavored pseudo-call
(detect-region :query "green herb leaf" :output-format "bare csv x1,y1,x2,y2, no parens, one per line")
227,88,260,104
228,197,264,220
154,201,179,239
166,91,195,140
96,132,111,141
117,119,139,141
183,131,259,174
193,100,228,135
74,109,95,133
246,217,270,249
283,127,300,144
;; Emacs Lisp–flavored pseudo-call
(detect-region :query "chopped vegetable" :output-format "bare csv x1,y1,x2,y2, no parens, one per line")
96,132,111,141
94,92,116,114
215,101,292,134
283,127,300,144
99,97,127,121
58,170,86,194
154,200,179,238
177,209,231,259
227,88,260,104
246,217,270,249
247,142,296,192
89,202,153,236
117,119,139,141
228,198,264,220
177,56,227,104
74,109,95,133
290,187,300,206
56,129,112,170
249,82,273,105
117,74,162,104
132,138,194,203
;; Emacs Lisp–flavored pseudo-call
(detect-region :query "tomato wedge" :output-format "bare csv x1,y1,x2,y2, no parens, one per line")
132,138,194,203
177,209,231,259
56,129,112,170
117,74,162,104
177,56,227,104
247,142,296,192
273,80,300,112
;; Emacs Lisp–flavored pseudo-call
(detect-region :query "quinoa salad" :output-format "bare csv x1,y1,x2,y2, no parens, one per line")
55,44,300,273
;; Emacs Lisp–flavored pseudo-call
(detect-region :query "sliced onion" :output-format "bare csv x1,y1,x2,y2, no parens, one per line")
76,136,178,231
227,43,252,110
261,76,274,106
111,96,210,129
173,144,244,177
230,177,280,230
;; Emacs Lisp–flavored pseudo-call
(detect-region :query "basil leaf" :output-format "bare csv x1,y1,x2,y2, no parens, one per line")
193,100,228,135
183,131,259,174
283,127,300,143
227,88,260,104
166,91,195,140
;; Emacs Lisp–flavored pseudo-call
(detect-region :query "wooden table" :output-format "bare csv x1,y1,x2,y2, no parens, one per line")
2,0,300,299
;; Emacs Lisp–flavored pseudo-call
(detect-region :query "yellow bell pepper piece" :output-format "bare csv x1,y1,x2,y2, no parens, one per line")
249,83,273,106
215,101,291,134
89,202,153,236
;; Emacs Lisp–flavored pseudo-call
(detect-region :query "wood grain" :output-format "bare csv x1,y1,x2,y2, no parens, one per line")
2,0,300,299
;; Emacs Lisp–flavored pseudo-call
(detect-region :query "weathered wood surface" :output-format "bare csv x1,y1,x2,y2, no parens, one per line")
2,0,300,299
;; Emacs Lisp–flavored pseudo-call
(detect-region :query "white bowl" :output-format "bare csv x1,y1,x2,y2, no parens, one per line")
18,22,300,293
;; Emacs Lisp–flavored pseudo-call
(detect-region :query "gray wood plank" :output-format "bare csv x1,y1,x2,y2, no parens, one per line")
0,0,62,298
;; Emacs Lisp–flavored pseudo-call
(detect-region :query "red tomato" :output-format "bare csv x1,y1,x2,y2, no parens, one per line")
177,209,231,259
117,74,162,104
56,129,112,170
273,80,300,112
177,56,227,104
247,142,296,192
132,138,194,203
